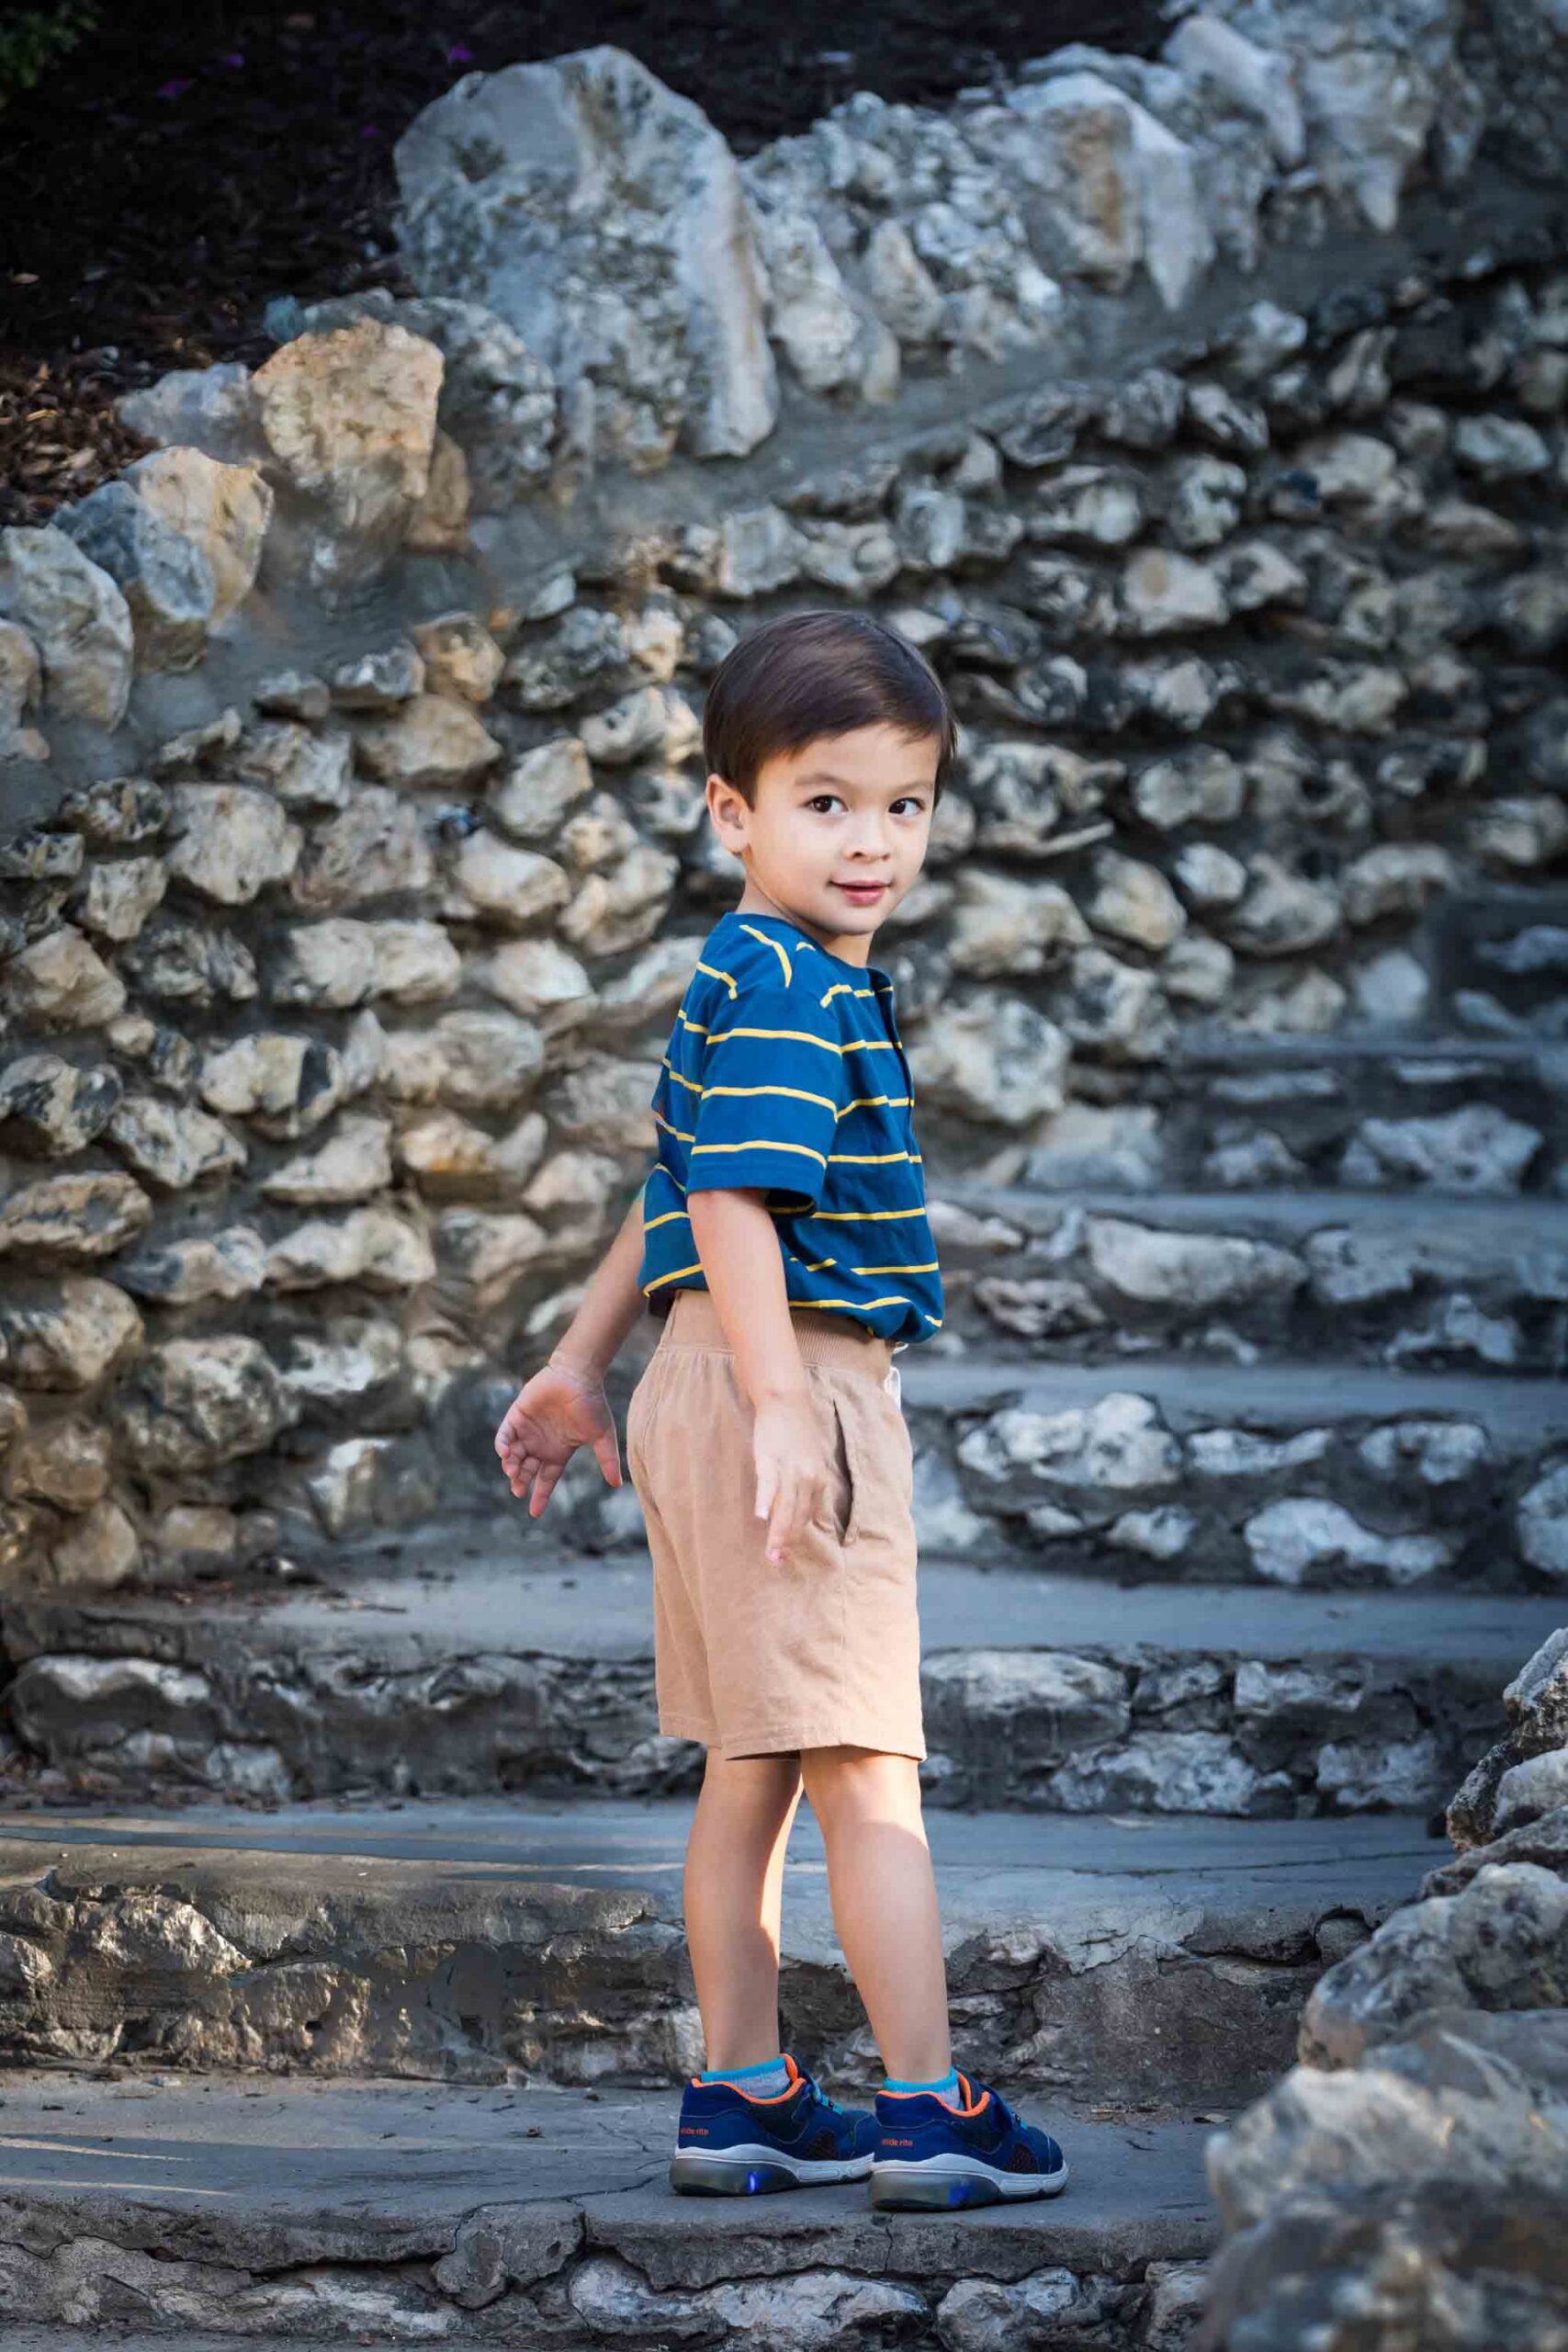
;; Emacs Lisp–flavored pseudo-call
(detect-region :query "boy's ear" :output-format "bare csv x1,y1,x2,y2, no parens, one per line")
706,770,750,838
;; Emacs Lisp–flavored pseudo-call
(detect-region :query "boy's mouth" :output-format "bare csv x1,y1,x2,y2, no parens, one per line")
833,880,889,903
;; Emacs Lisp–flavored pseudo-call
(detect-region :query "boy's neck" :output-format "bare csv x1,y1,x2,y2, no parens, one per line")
733,882,874,969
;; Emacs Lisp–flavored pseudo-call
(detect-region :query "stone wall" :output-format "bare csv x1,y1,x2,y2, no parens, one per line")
1201,1622,1568,2347
1,10,1566,1600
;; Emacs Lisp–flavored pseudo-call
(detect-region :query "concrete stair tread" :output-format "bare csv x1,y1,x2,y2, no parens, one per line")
0,2065,1218,2276
0,1797,1434,1947
897,1351,1568,1437
6,1555,1557,1671
0,1803,1429,2111
937,1183,1568,1243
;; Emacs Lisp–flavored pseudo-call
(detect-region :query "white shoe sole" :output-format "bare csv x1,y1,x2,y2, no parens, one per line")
870,2152,1070,2209
671,2141,874,2195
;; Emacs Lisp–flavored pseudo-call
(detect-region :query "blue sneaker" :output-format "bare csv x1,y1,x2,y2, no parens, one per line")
670,2052,877,2195
870,2068,1069,2210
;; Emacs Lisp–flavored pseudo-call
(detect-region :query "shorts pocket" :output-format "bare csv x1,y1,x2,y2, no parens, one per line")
813,1386,862,1548
625,1359,660,1479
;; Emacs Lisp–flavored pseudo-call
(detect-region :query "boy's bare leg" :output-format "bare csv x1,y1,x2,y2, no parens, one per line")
683,1749,805,2068
799,1747,953,2084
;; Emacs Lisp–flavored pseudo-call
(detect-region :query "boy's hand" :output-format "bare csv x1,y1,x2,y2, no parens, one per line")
494,1359,623,1518
752,1392,831,1566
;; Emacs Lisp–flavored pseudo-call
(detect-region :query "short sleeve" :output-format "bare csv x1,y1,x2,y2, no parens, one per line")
685,984,845,1212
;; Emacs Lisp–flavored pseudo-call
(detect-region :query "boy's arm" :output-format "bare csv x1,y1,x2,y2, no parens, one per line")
547,1179,650,1379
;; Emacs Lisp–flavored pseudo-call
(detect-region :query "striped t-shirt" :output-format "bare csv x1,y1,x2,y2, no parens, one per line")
637,907,944,1346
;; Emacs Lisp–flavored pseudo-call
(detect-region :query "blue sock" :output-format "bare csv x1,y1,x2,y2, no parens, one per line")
701,2053,793,2097
883,2065,961,2099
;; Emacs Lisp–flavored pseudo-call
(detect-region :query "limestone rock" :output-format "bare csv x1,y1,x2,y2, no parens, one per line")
1517,1464,1568,1583
3,926,126,1030
1301,1862,1568,2069
0,1277,142,1391
1085,1217,1305,1309
289,789,434,909
297,290,558,512
57,777,169,848
327,641,425,710
959,1390,1179,1495
115,1335,298,1473
252,321,445,590
396,1112,547,1199
0,617,41,745
116,360,265,466
1243,1498,1452,1589
0,1056,122,1157
117,1228,267,1306
262,1116,393,1205
471,937,593,1028
350,693,502,790
404,425,470,552
558,846,680,957
447,832,572,930
165,785,301,904
107,1095,246,1191
224,721,351,815
51,1498,140,1589
0,526,134,726
253,669,330,721
55,480,219,672
911,995,1071,1126
1086,852,1187,951
1341,1105,1542,1193
395,47,777,464
432,1011,546,1113
6,1417,111,1510
411,611,505,703
487,736,594,842
0,1173,152,1261
72,854,167,943
579,684,701,768
124,446,272,622
949,869,1089,977
1224,855,1343,957
265,1206,435,1292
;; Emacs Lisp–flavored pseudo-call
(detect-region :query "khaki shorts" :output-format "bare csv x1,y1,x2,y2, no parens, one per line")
625,1286,924,1760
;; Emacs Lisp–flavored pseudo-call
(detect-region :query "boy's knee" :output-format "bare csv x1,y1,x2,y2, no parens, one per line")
800,1744,920,1813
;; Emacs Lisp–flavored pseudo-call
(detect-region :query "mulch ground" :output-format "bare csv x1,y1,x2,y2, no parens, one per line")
0,0,1166,527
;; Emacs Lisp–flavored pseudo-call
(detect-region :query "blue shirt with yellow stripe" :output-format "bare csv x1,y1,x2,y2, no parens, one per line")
637,907,944,1347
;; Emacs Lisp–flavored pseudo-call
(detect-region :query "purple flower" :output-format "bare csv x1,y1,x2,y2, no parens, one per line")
156,76,192,98
446,42,473,63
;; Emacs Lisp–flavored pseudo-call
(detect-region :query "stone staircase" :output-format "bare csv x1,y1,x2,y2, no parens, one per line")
0,902,1560,2344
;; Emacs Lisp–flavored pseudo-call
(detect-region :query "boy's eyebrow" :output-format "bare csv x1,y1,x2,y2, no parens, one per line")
791,769,936,790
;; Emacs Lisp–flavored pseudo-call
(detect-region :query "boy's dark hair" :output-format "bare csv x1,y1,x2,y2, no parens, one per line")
701,609,957,806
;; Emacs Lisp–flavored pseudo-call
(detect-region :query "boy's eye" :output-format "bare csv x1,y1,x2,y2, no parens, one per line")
805,794,926,814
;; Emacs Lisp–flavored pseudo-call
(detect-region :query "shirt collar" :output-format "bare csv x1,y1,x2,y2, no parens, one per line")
723,907,893,990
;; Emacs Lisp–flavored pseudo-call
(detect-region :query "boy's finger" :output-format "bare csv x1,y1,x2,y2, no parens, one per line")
529,1464,563,1516
754,1459,776,1524
592,1430,623,1487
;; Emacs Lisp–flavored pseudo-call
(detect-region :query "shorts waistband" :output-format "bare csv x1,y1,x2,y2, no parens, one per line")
657,1283,895,1374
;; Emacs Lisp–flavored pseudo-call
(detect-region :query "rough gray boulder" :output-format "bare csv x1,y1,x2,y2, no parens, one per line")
394,46,777,469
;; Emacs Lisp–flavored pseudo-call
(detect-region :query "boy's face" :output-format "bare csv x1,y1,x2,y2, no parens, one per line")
706,722,940,961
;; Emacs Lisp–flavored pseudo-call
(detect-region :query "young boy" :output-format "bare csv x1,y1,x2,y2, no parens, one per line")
494,608,1067,2211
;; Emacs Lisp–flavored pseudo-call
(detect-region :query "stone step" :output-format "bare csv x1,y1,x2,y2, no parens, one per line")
0,2070,1214,2346
299,1346,1567,1600
1430,883,1568,1033
931,1184,1568,1373
894,1353,1567,1596
1007,1032,1567,1198
2,1559,1557,1814
0,1802,1430,2113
